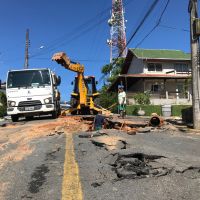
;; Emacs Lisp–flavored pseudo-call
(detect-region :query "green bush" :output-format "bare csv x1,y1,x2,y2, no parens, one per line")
171,105,191,117
0,92,7,117
97,86,118,113
126,105,161,116
0,106,6,118
125,104,191,116
133,92,150,105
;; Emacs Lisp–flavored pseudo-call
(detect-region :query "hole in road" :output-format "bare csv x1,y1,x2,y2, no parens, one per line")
112,153,170,179
91,182,104,187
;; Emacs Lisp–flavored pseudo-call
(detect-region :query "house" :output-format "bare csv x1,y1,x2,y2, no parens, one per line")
109,48,192,105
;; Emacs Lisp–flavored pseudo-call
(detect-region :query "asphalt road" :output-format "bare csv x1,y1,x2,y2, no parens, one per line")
75,129,200,200
0,118,66,200
0,116,200,200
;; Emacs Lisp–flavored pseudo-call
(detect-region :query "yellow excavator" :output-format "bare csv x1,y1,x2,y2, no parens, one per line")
52,52,108,115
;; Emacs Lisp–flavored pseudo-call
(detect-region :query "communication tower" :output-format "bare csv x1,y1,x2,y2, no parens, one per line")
107,0,127,63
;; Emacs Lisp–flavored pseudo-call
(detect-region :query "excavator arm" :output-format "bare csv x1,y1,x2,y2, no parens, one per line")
52,52,87,107
52,52,84,73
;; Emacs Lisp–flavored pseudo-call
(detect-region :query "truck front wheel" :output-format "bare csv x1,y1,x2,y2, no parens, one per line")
51,111,57,119
11,115,19,122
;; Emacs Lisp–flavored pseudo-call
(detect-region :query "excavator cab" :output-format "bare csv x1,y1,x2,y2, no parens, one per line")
85,76,97,95
72,76,98,96
70,76,99,114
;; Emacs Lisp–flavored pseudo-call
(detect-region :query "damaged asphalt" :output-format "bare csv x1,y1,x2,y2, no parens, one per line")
0,116,200,200
74,127,200,200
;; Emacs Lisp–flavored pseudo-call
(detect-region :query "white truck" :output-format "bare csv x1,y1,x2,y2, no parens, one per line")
6,68,61,122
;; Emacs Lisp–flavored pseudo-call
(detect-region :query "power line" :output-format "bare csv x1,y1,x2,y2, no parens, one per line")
159,24,189,32
32,57,109,63
125,0,160,48
99,0,170,83
30,15,109,58
133,0,170,50
30,0,133,59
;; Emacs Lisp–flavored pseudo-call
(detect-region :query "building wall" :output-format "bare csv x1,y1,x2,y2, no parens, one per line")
122,54,192,105
127,56,144,74
127,57,191,75
144,79,164,92
126,78,192,103
143,62,175,74
128,79,144,92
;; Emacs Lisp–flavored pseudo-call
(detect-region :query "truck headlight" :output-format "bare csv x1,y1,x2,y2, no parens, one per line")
44,98,52,104
8,101,16,107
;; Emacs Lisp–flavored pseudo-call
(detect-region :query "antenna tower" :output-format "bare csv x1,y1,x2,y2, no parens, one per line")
107,0,127,63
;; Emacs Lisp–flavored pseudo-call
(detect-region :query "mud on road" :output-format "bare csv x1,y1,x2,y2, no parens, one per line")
0,116,89,200
0,116,200,200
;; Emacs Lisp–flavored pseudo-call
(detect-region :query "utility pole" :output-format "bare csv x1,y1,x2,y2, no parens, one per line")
189,0,200,129
24,29,30,69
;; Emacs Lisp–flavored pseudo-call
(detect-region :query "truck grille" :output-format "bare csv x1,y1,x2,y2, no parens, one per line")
18,100,42,107
17,100,42,111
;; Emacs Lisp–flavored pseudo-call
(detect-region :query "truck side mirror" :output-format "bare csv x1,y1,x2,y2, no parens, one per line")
57,76,61,86
71,81,74,85
95,81,98,85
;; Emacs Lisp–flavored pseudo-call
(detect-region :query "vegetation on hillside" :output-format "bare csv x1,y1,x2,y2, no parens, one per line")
97,85,117,112
98,58,125,108
101,57,125,85
0,92,7,117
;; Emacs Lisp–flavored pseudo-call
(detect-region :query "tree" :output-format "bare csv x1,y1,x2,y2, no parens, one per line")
97,85,117,112
101,57,125,85
99,58,125,111
0,92,7,117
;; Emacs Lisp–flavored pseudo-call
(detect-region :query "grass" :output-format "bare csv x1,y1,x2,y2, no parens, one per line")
124,105,191,116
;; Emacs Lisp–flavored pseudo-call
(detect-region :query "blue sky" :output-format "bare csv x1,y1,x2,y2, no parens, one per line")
0,0,194,100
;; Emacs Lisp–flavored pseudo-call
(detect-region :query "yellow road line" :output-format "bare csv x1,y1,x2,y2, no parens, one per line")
62,133,83,200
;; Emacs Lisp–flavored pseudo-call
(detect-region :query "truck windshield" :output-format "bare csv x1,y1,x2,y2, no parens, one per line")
7,70,51,88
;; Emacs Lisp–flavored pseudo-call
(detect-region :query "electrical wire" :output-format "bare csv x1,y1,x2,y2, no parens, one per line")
29,0,133,59
99,0,171,83
32,57,109,63
99,0,161,83
125,0,160,49
133,0,170,50
30,15,109,58
159,24,189,32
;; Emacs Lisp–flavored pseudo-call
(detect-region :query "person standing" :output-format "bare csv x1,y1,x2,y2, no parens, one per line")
118,85,126,118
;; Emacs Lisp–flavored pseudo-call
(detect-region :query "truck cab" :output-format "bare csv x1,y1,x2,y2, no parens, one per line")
6,68,61,122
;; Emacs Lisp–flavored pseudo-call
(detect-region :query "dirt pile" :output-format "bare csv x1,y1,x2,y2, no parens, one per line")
0,116,90,170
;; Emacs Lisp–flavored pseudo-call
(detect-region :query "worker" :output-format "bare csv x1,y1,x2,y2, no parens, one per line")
118,85,126,117
93,111,105,131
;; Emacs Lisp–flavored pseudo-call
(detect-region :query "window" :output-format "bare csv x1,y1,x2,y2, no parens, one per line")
147,63,162,72
174,64,189,73
177,83,184,93
151,84,162,92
